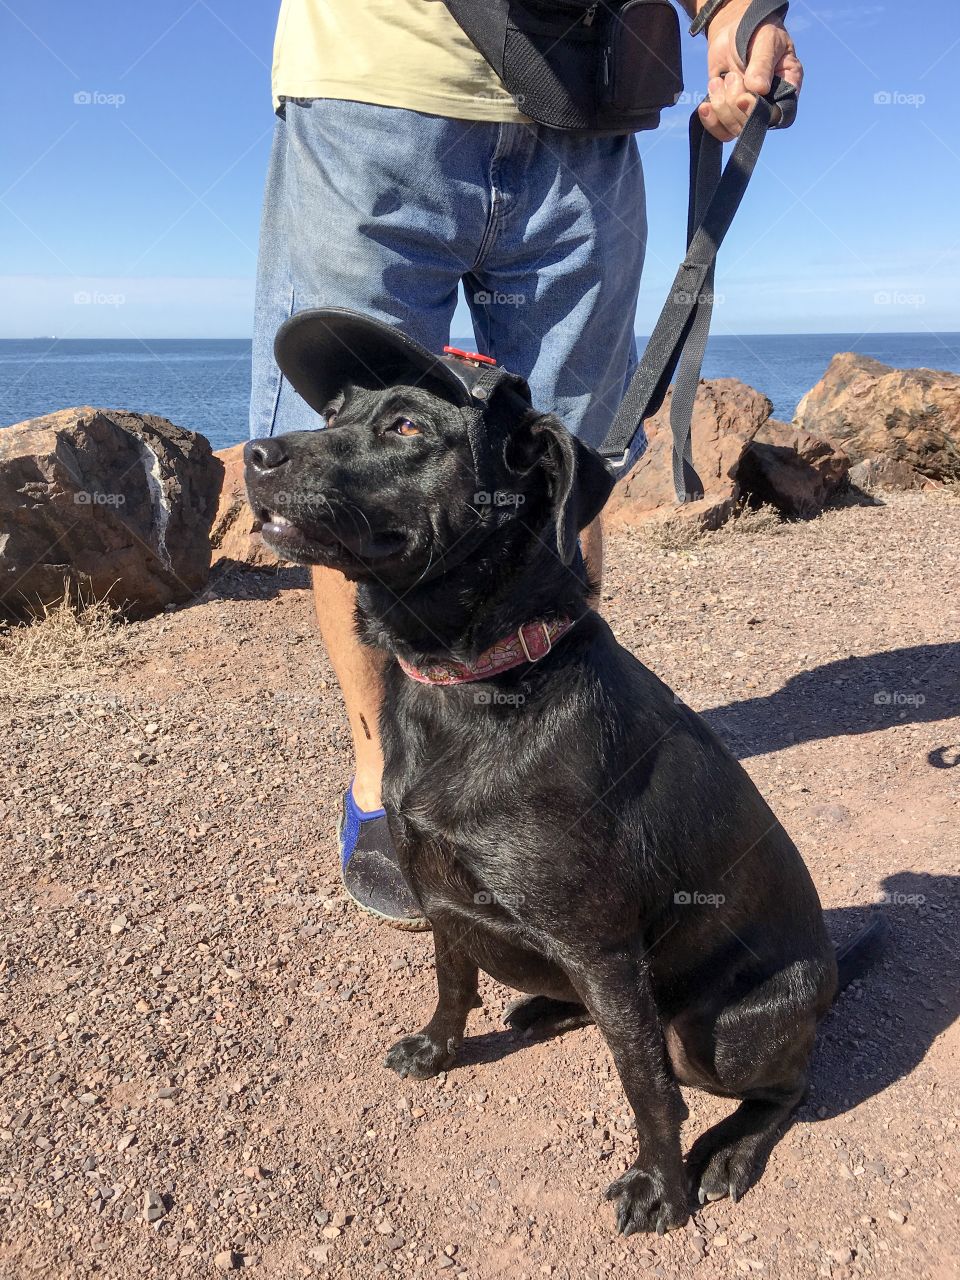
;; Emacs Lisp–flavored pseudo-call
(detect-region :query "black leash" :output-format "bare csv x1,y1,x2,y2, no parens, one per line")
598,0,798,500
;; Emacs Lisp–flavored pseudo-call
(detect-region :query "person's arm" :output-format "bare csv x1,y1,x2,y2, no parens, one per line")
680,0,804,142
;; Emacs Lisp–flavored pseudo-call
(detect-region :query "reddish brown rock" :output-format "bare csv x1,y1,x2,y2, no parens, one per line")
795,353,960,482
210,442,280,569
605,379,771,532
606,379,848,530
738,420,851,518
0,407,221,618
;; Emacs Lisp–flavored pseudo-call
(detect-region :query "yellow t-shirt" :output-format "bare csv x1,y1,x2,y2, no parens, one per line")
271,0,528,122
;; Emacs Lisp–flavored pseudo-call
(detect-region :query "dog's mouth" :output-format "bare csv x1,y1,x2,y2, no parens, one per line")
258,510,407,565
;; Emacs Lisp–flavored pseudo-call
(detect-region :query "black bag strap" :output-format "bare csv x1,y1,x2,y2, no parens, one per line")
598,0,797,500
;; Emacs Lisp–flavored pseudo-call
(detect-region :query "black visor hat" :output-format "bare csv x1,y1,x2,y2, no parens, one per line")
273,307,531,417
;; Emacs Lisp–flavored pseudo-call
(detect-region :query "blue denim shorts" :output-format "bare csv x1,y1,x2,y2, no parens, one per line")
250,99,648,467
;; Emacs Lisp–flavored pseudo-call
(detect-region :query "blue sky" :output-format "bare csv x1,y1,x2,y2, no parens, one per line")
0,1,957,338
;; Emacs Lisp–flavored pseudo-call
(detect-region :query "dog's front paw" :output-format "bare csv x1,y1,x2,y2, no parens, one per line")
384,1032,457,1079
604,1163,689,1236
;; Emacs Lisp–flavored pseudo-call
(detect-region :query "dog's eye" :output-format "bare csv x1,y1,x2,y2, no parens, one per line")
387,417,421,437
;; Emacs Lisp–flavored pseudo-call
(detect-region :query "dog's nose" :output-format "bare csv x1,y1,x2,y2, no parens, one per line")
244,437,289,473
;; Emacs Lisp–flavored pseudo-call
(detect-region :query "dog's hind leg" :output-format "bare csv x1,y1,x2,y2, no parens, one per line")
680,984,820,1205
505,995,593,1038
385,925,479,1079
687,1085,806,1204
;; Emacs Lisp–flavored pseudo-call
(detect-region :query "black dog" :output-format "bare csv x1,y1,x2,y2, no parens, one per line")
245,312,883,1235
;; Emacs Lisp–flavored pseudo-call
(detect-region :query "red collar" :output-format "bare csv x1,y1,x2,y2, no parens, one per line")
396,617,577,686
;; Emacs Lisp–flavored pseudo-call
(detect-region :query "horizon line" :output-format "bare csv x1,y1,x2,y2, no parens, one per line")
4,331,960,342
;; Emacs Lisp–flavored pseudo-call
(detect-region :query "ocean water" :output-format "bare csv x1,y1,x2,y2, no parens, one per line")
2,333,959,454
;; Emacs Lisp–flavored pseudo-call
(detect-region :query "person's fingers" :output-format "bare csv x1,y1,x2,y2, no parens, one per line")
698,100,736,143
776,49,804,94
743,25,779,95
704,73,750,139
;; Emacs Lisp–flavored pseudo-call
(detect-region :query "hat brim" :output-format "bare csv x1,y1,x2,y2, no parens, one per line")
273,308,474,416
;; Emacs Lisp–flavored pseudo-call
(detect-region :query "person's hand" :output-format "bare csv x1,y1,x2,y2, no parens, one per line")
697,0,803,142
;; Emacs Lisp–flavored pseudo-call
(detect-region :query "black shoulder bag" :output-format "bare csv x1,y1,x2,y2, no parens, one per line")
442,0,799,501
443,0,684,133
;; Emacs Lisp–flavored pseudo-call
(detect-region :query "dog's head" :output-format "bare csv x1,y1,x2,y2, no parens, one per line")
244,310,616,587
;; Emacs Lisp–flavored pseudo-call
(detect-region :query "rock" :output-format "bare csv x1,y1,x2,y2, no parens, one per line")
142,1188,166,1223
606,380,770,532
606,379,848,531
848,456,934,492
0,407,222,619
215,1248,242,1271
795,353,960,483
210,443,280,569
738,420,850,517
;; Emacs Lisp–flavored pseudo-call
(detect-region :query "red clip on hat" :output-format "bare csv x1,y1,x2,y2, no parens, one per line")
443,346,498,367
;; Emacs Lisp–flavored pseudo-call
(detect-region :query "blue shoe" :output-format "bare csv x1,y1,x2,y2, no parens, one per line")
338,784,430,931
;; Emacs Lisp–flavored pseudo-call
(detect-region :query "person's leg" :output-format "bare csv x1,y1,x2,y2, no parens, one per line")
250,100,495,921
464,125,648,589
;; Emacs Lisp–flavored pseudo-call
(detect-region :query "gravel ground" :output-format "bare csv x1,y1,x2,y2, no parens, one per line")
1,490,958,1280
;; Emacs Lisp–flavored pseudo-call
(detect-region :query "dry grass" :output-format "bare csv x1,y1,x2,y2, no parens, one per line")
0,589,125,698
632,500,785,552
716,501,785,537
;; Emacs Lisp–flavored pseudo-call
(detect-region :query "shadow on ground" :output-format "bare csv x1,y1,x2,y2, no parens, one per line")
201,560,311,603
701,643,960,761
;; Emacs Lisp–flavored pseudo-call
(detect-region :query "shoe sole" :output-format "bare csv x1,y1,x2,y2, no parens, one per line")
337,807,431,933
344,889,432,933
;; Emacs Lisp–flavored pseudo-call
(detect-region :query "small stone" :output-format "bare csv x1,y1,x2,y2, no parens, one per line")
117,1133,137,1151
321,1226,341,1240
387,1236,405,1250
331,1210,348,1228
443,1245,458,1258
215,1250,241,1271
143,1189,165,1223
110,914,129,936
886,1210,906,1225
830,1248,854,1265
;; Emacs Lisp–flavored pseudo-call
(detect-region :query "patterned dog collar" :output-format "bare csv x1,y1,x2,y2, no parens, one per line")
397,617,577,686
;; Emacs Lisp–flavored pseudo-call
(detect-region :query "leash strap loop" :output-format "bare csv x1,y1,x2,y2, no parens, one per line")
599,0,796,498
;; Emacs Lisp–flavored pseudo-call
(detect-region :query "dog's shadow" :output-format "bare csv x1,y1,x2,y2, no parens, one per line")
457,872,960,1122
808,870,960,1119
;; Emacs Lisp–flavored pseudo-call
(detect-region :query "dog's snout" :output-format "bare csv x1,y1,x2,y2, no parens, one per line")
245,437,290,473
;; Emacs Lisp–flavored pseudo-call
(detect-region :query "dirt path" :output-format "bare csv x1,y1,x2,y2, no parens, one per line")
1,491,958,1279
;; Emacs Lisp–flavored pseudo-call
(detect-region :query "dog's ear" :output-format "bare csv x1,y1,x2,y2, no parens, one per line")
509,412,617,564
